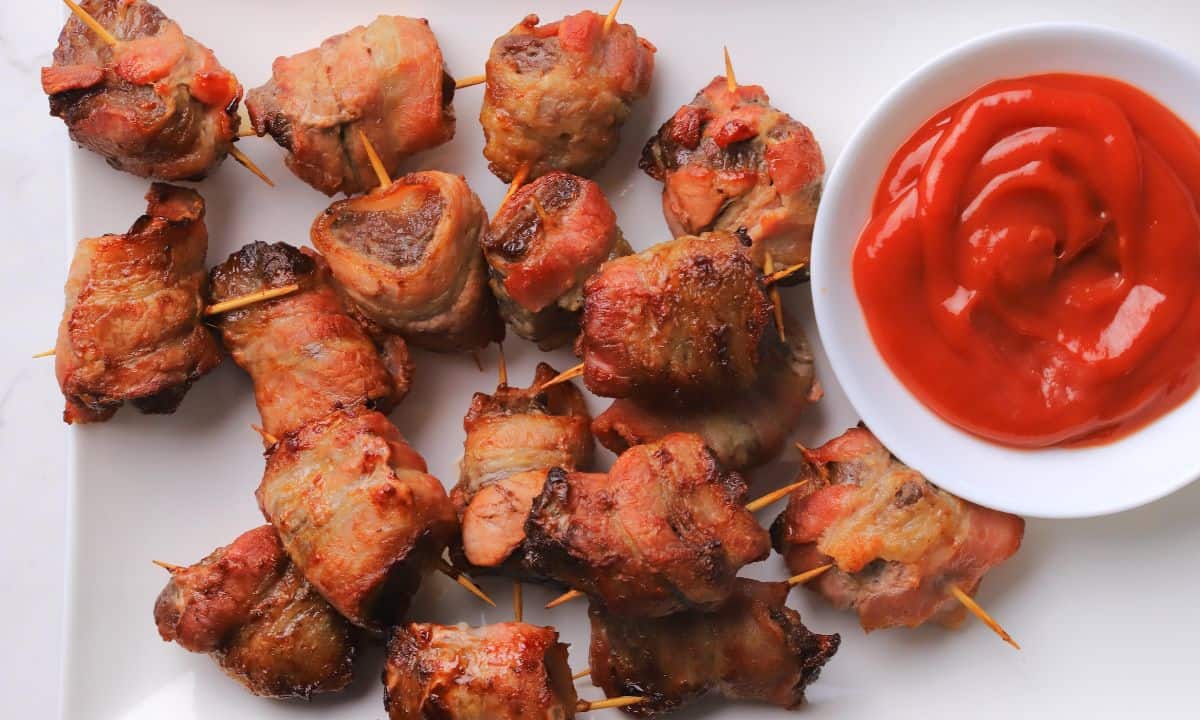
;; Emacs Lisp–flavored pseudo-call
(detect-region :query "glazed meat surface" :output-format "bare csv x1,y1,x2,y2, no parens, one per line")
589,579,839,717
455,363,593,570
455,363,593,512
154,526,355,699
42,0,240,180
480,11,655,182
259,406,457,630
577,231,778,401
771,427,1025,631
593,313,819,470
641,77,824,268
247,16,454,196
524,433,770,616
485,172,631,349
384,622,577,720
312,171,503,352
55,183,221,424
208,241,409,438
460,469,548,571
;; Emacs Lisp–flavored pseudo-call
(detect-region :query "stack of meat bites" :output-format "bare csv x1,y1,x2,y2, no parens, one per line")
574,230,821,471
32,1,948,716
153,234,461,696
154,526,356,699
207,241,458,631
484,173,631,350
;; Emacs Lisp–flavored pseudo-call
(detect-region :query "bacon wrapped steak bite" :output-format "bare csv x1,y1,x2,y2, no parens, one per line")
480,11,655,183
455,363,593,514
524,433,770,617
641,77,825,268
153,526,356,699
771,427,1025,631
208,241,410,438
589,579,840,717
312,171,503,352
486,172,631,349
577,230,778,402
384,622,577,720
42,0,241,180
246,16,455,196
454,363,593,571
593,312,819,470
55,183,221,424
259,406,457,630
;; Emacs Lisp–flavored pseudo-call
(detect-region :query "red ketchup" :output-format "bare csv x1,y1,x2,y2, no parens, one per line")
853,74,1200,447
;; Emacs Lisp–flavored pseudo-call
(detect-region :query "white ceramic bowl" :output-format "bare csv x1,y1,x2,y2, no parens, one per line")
812,23,1200,519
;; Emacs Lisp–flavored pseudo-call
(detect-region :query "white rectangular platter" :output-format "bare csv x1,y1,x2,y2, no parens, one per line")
59,1,1200,718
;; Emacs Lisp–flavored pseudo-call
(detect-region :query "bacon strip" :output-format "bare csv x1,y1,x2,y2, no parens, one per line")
771,427,1025,630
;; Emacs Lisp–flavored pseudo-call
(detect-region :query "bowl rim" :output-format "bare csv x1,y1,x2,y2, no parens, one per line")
811,21,1200,519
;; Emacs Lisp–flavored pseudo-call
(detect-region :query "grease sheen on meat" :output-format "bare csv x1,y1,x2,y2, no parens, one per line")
589,579,840,717
312,171,503,352
641,77,825,268
208,242,410,438
485,172,631,349
480,11,655,182
259,406,457,630
771,427,1025,631
42,0,241,180
246,16,454,196
384,622,578,720
524,433,770,617
454,363,593,570
55,183,221,424
455,363,593,512
593,312,820,470
577,231,778,401
153,526,355,699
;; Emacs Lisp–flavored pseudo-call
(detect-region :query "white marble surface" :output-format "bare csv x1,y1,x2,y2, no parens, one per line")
0,2,70,715
6,2,1200,719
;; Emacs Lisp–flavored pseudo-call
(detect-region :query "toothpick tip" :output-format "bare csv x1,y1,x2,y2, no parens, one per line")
497,343,508,387
64,0,119,46
949,585,1020,650
724,46,737,92
500,165,532,209
579,696,644,713
545,588,585,609
602,0,625,34
228,145,274,187
787,563,834,587
454,74,486,89
358,130,392,189
437,561,497,607
744,480,808,512
204,283,299,317
251,424,279,446
539,363,584,391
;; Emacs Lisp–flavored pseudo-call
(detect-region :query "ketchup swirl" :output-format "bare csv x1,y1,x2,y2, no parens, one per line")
854,74,1200,447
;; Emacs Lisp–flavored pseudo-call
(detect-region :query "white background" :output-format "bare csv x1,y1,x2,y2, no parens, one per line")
3,1,1200,718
